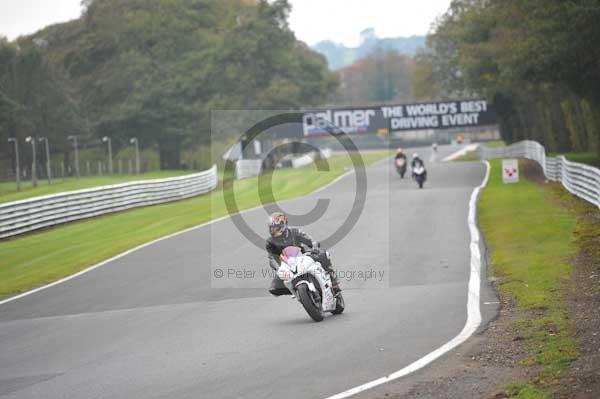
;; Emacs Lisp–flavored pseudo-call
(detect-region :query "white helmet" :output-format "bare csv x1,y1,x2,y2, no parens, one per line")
413,153,419,159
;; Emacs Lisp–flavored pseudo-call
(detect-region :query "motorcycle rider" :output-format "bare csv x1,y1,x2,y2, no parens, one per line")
266,212,341,296
411,153,427,179
395,147,407,162
411,153,423,168
394,147,408,177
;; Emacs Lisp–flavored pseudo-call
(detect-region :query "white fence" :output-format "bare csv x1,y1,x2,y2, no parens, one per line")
478,140,600,208
235,148,332,180
291,148,332,169
0,165,218,239
235,159,263,180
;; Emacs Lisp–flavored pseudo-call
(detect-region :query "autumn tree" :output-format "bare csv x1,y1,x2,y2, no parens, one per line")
337,48,415,105
415,0,600,156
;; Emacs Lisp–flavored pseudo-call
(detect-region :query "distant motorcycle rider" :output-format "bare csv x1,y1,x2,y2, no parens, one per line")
411,153,427,179
394,147,408,162
411,153,424,168
395,147,407,162
266,212,341,296
394,147,408,178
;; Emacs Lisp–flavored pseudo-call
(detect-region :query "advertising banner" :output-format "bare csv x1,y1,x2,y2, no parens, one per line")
295,99,496,137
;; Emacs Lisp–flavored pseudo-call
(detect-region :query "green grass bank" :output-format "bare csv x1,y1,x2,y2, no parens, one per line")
479,159,581,398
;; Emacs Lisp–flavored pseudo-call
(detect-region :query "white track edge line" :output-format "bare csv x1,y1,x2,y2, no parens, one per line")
442,144,479,162
0,162,372,307
324,160,491,399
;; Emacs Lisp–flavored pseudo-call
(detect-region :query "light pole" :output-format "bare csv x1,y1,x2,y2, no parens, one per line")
130,137,140,174
102,136,113,174
25,136,38,188
38,137,52,184
67,135,80,178
7,137,20,192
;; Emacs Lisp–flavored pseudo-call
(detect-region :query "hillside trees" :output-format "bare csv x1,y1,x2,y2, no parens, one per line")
415,0,600,155
0,0,337,171
337,48,415,105
0,38,83,174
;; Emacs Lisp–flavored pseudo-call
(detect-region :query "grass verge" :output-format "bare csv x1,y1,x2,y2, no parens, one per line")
453,141,506,162
453,151,479,162
482,140,506,149
479,159,579,397
0,151,390,298
0,170,194,204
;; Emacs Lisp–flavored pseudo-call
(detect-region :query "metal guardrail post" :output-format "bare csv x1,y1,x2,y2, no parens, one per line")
68,135,80,179
103,137,113,175
38,137,52,184
7,137,20,192
25,136,38,188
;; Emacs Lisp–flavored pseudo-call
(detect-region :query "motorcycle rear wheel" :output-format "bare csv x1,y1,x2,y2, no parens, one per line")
297,284,324,322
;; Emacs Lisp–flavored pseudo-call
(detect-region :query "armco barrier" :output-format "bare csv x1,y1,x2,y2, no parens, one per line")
235,148,332,180
0,165,218,239
235,159,263,180
291,148,332,169
478,140,600,208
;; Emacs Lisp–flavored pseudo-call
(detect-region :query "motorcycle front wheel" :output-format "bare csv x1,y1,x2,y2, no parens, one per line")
297,284,324,322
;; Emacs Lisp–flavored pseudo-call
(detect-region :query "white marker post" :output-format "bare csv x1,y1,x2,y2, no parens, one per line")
502,159,519,184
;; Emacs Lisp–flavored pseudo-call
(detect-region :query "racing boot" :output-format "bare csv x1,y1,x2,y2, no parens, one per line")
314,249,342,296
329,267,342,296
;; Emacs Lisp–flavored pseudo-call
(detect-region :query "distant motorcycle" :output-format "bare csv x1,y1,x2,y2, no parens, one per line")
277,246,345,322
413,164,427,189
395,157,407,178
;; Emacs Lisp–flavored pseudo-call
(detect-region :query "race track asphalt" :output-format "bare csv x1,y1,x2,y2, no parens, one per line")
0,145,497,399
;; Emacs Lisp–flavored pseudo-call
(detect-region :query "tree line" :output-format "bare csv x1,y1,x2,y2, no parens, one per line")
335,47,415,106
0,0,338,175
414,0,600,156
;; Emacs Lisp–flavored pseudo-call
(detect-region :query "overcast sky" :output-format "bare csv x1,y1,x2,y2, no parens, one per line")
0,0,451,45
288,0,452,46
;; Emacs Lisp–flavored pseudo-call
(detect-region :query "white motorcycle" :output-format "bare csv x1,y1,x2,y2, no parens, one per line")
413,164,427,189
277,246,345,322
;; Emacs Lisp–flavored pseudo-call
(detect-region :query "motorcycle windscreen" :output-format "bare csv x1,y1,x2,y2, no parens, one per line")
281,246,302,269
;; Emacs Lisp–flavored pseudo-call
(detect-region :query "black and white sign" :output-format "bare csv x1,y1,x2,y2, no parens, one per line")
297,100,496,137
265,99,496,138
302,108,381,136
386,100,495,131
